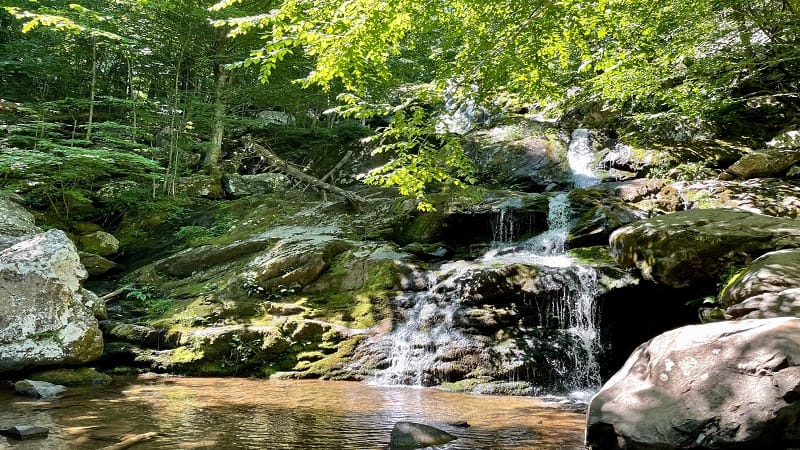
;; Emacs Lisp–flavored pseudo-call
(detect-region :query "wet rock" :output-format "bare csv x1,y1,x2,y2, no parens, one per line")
14,380,67,398
389,421,456,449
0,197,41,251
0,230,104,373
80,251,118,276
0,426,49,440
222,173,290,198
720,249,800,319
610,208,800,288
586,318,800,449
78,231,119,256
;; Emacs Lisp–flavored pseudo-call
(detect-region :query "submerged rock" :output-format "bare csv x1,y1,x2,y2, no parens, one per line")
586,317,800,449
389,421,456,449
0,230,104,373
610,208,800,288
14,379,67,398
0,425,49,440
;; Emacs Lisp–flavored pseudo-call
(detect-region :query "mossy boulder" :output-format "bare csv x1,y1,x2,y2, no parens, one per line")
29,367,112,386
670,179,800,218
78,231,119,256
722,148,800,179
610,208,800,288
721,249,800,319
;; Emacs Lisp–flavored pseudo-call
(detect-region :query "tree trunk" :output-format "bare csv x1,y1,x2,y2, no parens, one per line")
204,63,228,173
243,136,366,205
86,36,97,140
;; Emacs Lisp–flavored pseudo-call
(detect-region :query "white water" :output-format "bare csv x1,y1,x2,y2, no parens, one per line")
372,129,604,395
568,128,601,188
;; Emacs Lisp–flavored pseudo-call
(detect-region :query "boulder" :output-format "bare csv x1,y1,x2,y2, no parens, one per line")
723,148,800,179
720,249,800,319
0,230,104,373
80,251,118,276
389,421,456,449
0,197,42,251
78,231,119,256
610,208,800,288
586,318,800,449
14,379,67,398
174,174,224,198
222,173,290,198
671,179,800,218
29,367,112,386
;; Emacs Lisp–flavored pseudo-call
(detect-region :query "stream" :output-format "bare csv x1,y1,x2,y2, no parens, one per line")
0,376,586,449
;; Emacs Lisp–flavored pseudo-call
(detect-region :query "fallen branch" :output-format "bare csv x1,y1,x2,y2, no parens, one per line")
100,432,159,450
243,136,366,205
321,148,354,183
100,284,131,302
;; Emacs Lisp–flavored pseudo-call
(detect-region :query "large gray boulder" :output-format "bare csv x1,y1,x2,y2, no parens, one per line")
222,173,290,198
721,249,800,319
0,197,42,251
586,318,800,449
0,229,104,372
610,208,800,288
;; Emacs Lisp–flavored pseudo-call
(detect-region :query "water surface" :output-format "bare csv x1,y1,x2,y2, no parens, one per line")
0,376,586,449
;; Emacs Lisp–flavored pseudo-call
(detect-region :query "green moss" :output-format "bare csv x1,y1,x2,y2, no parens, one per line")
171,346,204,364
30,368,112,386
297,335,368,380
439,378,483,393
567,246,616,265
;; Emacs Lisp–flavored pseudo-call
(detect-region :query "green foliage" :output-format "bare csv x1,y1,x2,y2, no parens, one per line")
124,285,173,319
363,105,476,211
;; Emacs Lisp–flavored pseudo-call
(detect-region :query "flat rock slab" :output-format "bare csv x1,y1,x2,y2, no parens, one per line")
0,425,49,440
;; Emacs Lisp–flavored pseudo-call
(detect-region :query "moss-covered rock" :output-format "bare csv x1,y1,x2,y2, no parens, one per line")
29,367,112,386
78,231,119,256
611,208,800,288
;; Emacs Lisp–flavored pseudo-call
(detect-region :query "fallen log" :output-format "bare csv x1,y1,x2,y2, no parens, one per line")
100,432,159,450
243,136,366,205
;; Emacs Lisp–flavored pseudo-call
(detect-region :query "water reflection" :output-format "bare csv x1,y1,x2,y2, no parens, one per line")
0,376,586,449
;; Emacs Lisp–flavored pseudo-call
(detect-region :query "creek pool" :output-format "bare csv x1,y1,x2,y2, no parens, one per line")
0,376,586,449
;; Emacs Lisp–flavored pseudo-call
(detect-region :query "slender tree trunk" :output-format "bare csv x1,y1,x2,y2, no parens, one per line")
164,29,191,195
204,63,228,174
87,36,97,140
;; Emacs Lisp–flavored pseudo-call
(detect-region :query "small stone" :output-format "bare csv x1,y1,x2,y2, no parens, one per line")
389,421,456,449
0,425,49,440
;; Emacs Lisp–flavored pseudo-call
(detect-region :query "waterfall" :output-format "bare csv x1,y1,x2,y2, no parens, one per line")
370,129,605,396
568,128,601,188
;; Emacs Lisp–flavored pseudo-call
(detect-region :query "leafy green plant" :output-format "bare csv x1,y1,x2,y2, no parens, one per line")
221,334,263,374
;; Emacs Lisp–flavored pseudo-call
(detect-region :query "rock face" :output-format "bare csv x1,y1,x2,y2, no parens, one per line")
721,249,800,319
0,197,42,251
586,318,800,449
610,208,800,288
0,229,104,373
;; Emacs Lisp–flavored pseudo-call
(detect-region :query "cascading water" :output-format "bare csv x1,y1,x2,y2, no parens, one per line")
370,129,604,397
